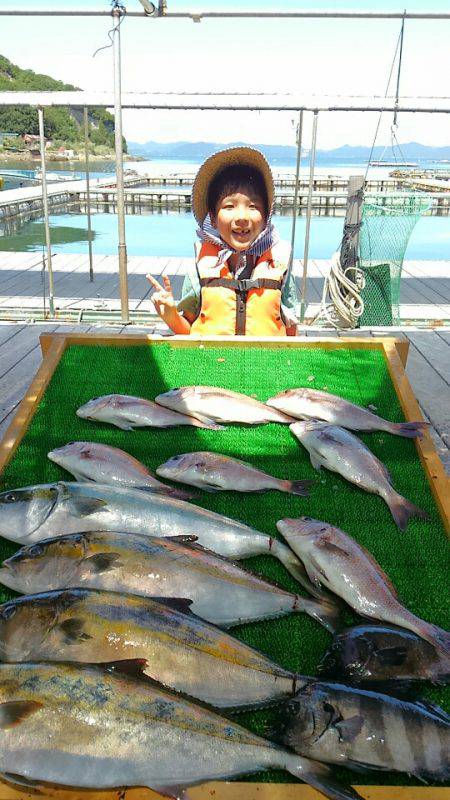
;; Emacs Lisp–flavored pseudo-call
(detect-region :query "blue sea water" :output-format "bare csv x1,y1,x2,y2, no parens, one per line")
7,210,447,261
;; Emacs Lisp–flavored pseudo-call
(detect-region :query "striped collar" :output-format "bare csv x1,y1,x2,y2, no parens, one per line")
196,213,279,276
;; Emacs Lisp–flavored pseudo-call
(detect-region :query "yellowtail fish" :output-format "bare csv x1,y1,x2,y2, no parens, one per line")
157,451,314,495
76,393,223,429
155,386,295,425
267,388,429,438
0,531,340,632
277,518,449,655
0,662,362,800
47,441,192,500
0,482,323,599
0,588,310,708
290,421,428,531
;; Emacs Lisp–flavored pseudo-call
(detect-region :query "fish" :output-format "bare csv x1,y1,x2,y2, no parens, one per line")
0,662,362,800
267,388,428,438
317,623,450,687
0,531,340,632
0,482,324,600
156,451,314,496
155,386,295,425
76,393,223,430
0,588,310,709
290,421,428,531
279,680,450,782
47,441,192,500
277,518,450,655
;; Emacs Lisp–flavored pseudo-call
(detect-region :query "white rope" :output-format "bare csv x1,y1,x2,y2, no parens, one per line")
314,251,365,329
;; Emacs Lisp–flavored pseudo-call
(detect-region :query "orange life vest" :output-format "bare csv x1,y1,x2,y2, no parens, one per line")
190,240,290,336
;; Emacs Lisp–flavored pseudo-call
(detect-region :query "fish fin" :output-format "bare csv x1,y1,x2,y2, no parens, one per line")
389,421,429,439
57,617,93,644
316,539,351,557
0,700,43,729
114,421,135,430
304,555,328,587
82,552,123,573
309,451,323,471
270,540,330,601
334,714,364,742
386,493,430,532
317,539,399,598
287,479,315,497
102,658,149,678
135,486,194,501
298,596,342,634
2,772,44,791
285,757,364,800
150,597,195,615
345,759,384,774
66,496,109,518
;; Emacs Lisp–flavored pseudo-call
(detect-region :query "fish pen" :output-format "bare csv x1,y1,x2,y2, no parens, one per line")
0,332,448,800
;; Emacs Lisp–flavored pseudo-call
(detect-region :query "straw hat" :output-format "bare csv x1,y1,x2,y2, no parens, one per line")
191,146,274,225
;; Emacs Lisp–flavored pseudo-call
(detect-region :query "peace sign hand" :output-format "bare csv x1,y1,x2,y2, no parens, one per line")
146,274,176,319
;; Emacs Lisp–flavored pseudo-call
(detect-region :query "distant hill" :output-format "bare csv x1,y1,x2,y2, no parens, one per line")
128,139,450,164
0,54,125,151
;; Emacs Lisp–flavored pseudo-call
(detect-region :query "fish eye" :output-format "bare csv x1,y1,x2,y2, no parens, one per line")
1,605,16,620
323,702,334,714
2,492,18,504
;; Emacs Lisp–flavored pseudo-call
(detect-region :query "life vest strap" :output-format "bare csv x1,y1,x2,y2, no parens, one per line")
199,277,282,292
199,277,283,335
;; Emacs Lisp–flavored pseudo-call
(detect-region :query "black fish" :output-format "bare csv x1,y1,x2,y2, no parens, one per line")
279,681,450,781
318,624,450,688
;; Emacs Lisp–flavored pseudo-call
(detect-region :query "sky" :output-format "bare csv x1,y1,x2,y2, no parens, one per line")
0,1,449,149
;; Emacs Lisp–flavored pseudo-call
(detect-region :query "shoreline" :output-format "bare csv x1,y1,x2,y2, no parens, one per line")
0,152,141,165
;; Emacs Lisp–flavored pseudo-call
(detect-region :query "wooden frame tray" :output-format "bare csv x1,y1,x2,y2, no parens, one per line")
0,333,448,800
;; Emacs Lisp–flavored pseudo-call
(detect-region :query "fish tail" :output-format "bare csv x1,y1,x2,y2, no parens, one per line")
271,540,331,601
283,753,364,800
410,620,450,658
386,421,430,439
284,478,315,497
295,595,342,634
386,492,429,531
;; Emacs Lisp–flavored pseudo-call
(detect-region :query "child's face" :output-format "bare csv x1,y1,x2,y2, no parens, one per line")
211,190,266,252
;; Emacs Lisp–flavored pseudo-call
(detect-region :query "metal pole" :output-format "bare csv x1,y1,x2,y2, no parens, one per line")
300,110,319,323
112,4,129,323
393,12,406,129
83,106,94,282
289,110,303,270
38,106,54,317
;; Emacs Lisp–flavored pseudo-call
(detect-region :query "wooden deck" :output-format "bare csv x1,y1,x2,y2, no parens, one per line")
0,321,448,474
0,254,449,323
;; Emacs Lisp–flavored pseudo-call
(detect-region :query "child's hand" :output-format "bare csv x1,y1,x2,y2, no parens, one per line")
146,274,176,320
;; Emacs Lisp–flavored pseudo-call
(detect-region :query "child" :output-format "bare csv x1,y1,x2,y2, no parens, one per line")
147,146,298,336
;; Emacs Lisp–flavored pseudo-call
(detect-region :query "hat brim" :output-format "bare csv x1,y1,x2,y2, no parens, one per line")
191,146,274,226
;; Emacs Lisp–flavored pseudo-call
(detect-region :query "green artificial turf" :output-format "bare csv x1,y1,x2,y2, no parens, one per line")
0,341,449,789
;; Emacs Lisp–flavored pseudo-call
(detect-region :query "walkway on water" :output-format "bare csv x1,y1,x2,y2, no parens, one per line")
0,322,448,475
0,253,448,325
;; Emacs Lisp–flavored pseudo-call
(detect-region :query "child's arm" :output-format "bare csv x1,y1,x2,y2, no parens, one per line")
146,274,192,334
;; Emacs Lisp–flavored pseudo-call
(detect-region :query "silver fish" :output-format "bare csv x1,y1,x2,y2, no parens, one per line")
280,681,450,782
0,588,308,708
156,451,313,496
47,441,192,500
0,662,362,800
155,386,295,425
0,482,322,599
318,624,450,687
277,518,450,655
76,393,223,430
0,532,340,632
290,421,428,531
267,388,428,438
